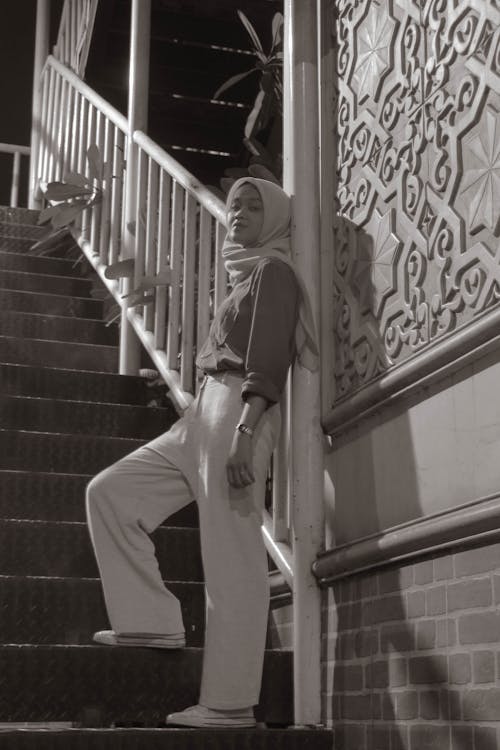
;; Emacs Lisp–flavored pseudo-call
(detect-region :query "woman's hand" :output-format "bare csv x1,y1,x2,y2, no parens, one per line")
226,431,255,488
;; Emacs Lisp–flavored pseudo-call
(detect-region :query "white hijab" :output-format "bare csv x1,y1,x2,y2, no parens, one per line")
222,177,319,371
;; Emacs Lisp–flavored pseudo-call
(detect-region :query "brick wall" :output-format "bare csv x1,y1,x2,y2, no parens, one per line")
321,540,500,749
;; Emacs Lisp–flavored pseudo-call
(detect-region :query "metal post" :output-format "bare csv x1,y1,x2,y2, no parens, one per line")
29,0,51,209
283,0,324,726
119,0,151,375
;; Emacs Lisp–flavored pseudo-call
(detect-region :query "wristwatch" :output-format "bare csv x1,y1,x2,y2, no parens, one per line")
236,423,254,437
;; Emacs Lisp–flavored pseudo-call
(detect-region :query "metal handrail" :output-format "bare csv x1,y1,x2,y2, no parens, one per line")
34,55,293,587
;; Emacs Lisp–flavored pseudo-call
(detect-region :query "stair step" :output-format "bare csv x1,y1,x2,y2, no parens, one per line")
0,269,93,297
0,207,40,225
0,429,142,473
0,289,104,318
0,395,176,439
0,231,78,258
0,575,205,647
0,519,203,581
0,249,88,277
0,470,198,526
0,311,118,346
0,646,293,725
0,221,47,239
0,335,118,372
0,727,332,749
0,363,160,405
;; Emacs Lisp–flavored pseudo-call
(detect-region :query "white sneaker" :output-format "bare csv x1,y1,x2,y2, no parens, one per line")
93,630,186,649
166,704,256,728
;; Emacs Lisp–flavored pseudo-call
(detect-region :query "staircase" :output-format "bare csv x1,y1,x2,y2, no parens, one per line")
86,0,282,187
0,207,331,747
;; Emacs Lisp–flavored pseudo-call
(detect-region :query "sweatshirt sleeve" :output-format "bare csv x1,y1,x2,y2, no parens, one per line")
242,258,299,405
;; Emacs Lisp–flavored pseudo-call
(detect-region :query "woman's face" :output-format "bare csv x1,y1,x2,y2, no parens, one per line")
227,184,264,246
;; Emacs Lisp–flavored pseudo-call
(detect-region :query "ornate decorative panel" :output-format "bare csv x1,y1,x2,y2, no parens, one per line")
331,0,500,408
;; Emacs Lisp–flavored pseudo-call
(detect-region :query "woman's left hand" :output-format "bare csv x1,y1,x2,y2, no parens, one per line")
226,432,255,489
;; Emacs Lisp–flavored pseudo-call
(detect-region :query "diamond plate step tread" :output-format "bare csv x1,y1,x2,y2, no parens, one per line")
0,646,293,726
0,429,145,474
0,364,152,405
0,519,203,581
0,269,93,297
0,233,79,259
0,250,89,277
0,289,104,318
0,311,118,346
0,575,205,647
0,727,333,750
0,208,40,225
0,470,199,527
0,394,177,440
0,336,118,373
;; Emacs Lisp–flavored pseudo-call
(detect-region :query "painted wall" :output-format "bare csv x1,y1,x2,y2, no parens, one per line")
326,345,500,546
322,0,500,546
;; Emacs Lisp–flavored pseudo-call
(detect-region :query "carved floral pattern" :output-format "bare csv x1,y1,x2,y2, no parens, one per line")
331,0,500,406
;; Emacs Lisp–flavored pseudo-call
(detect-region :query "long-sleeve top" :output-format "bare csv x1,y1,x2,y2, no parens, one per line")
196,257,300,404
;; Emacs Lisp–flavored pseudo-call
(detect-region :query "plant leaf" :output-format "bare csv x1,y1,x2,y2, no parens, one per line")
50,204,86,228
271,13,284,50
123,291,155,308
122,271,172,298
86,144,102,182
63,171,91,188
237,10,263,52
213,68,256,99
244,90,266,139
38,204,63,224
104,258,135,280
42,181,93,200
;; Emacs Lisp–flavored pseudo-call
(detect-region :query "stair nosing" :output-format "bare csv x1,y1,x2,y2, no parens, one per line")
0,427,143,444
0,362,142,382
0,518,197,533
0,333,117,352
0,308,116,326
0,287,103,305
0,268,94,285
0,392,170,414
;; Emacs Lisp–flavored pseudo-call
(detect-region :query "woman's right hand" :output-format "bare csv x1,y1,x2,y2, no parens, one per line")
226,432,255,489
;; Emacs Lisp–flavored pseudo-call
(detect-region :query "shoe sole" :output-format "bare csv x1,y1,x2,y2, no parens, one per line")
94,634,186,649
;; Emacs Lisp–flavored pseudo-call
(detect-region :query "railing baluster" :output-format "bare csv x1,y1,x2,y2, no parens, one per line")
37,68,50,189
42,65,56,183
109,127,125,266
180,192,197,393
214,220,227,312
90,108,103,253
82,102,96,241
144,157,159,333
99,117,114,264
69,91,81,175
166,181,183,371
154,170,171,350
61,83,74,179
197,207,212,363
10,152,21,208
133,148,149,320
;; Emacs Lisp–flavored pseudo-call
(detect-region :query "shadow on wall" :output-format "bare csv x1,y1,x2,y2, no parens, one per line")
324,216,469,750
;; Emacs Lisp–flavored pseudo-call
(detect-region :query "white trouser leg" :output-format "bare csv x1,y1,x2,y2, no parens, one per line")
86,445,192,635
192,375,281,710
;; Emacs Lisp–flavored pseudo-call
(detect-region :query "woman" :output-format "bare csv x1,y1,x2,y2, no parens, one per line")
86,177,318,728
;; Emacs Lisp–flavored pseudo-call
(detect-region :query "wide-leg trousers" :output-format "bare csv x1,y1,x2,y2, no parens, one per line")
86,372,281,709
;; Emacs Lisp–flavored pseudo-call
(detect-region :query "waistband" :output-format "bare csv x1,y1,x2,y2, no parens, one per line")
204,370,244,385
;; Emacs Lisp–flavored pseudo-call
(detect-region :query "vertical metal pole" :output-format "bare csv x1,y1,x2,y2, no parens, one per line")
283,0,324,727
10,152,21,208
29,0,51,209
119,0,151,375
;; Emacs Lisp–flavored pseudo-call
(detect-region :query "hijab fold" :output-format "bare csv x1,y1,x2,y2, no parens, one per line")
223,177,319,372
